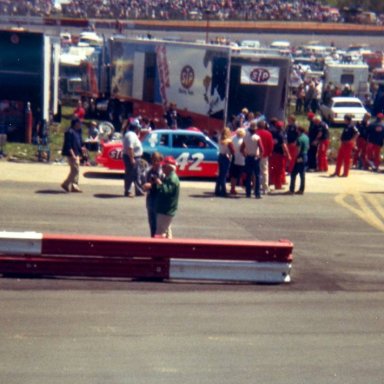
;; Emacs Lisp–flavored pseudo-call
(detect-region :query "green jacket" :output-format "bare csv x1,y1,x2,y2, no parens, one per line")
297,133,309,158
156,171,180,216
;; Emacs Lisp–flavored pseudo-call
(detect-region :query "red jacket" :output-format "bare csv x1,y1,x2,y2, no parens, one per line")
256,129,274,158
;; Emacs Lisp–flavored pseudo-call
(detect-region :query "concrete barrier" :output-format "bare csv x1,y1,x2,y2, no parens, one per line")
0,231,293,284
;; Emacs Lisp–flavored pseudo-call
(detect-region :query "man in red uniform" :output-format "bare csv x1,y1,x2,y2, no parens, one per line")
313,115,330,172
330,114,358,177
269,120,290,190
366,113,384,172
286,115,298,174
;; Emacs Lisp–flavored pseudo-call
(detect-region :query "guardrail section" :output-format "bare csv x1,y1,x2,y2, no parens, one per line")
0,232,293,283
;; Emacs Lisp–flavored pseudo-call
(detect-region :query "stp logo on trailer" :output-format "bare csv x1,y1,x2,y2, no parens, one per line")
249,68,270,84
180,65,194,89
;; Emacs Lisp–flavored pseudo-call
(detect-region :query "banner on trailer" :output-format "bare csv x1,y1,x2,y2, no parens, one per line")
240,65,280,86
157,44,229,117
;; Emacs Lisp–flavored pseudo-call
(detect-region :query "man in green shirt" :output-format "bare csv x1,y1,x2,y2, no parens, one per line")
289,126,309,195
155,156,180,239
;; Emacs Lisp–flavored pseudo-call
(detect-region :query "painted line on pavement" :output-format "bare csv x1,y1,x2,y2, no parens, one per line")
335,193,384,233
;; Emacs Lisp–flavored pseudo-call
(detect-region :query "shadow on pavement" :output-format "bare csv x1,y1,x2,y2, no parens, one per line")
83,171,123,180
36,190,67,194
93,193,125,199
189,191,242,199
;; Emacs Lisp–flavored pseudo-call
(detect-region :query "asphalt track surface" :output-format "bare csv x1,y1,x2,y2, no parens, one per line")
1,161,384,384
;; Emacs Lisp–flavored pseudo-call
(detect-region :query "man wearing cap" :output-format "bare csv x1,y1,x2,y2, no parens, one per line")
366,113,384,171
155,156,180,239
61,118,84,193
122,119,144,197
331,114,359,177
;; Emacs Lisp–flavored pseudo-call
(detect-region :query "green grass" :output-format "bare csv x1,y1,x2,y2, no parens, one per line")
3,106,96,163
293,112,342,162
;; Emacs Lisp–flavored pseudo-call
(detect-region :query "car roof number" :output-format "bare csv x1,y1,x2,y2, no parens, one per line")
148,133,159,147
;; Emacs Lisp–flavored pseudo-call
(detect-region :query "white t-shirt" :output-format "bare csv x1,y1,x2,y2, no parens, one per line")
243,130,262,158
232,135,245,166
123,131,143,157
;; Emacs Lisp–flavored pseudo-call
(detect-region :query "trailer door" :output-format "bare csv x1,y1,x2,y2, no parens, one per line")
228,55,291,121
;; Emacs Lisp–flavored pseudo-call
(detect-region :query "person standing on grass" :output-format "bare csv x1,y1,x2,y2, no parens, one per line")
73,100,85,121
288,126,309,195
61,118,84,193
306,112,318,172
330,114,359,177
143,152,164,238
316,117,330,172
155,156,180,239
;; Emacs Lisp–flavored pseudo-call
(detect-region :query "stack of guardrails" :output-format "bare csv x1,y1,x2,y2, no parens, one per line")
0,231,293,283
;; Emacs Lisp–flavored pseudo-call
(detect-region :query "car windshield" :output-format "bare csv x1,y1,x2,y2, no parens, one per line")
173,134,209,149
334,102,363,108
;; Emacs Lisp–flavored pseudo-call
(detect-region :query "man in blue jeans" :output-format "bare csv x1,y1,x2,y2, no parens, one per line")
240,122,264,199
289,126,309,195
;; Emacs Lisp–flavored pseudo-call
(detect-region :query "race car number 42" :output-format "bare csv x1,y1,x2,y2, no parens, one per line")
176,152,204,171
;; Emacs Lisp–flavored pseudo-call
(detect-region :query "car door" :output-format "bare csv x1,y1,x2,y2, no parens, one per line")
171,132,218,178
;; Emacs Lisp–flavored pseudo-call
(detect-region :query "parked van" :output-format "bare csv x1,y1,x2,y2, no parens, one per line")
324,62,369,100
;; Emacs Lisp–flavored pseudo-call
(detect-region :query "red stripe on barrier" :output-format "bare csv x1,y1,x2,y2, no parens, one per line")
42,234,293,263
0,255,169,279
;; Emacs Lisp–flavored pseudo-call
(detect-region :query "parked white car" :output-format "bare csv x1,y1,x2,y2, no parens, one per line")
319,97,368,125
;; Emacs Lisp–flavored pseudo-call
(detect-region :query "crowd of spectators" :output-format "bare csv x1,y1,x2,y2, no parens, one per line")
1,0,382,25
56,0,342,23
0,0,53,17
